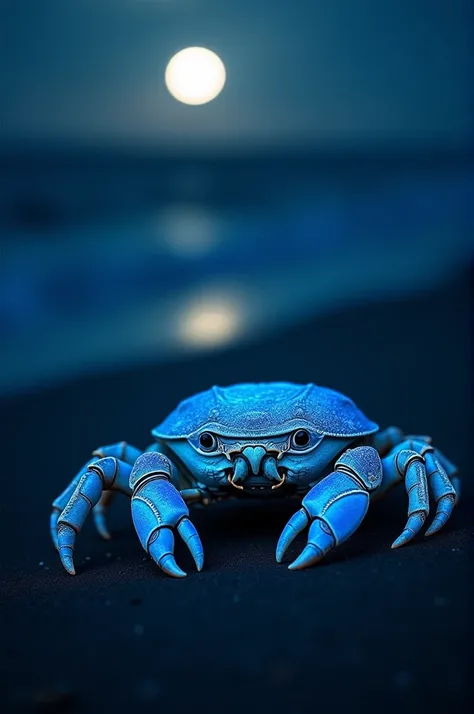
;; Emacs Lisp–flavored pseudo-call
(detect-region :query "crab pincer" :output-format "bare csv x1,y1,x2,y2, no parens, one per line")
276,446,383,570
130,452,204,578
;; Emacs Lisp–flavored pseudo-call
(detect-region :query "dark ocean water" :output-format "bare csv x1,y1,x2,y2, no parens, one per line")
1,149,472,396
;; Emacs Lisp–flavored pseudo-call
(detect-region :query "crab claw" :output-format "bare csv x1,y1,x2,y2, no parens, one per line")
276,446,382,570
130,452,204,577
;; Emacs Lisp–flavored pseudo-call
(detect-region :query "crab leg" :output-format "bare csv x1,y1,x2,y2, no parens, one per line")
389,450,430,548
89,443,143,538
57,457,132,574
423,452,457,535
91,490,116,540
374,428,460,504
50,441,143,546
378,439,458,546
426,450,460,503
50,457,96,549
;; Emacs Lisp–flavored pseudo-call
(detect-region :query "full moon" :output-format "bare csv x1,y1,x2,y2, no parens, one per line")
165,47,226,105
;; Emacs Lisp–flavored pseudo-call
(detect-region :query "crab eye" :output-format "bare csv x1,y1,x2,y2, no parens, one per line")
291,429,311,449
199,432,218,452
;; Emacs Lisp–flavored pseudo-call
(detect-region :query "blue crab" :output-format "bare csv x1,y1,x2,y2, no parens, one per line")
51,382,460,577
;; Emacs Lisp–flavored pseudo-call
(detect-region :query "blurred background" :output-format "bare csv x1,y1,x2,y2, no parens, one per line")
1,3,473,714
0,0,472,396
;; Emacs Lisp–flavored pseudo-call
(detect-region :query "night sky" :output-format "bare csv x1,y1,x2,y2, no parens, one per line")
1,0,472,146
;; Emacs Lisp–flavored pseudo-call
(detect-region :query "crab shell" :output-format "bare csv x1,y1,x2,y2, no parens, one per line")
152,382,379,441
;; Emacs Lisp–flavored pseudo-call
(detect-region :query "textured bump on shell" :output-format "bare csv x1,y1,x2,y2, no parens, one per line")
152,383,378,440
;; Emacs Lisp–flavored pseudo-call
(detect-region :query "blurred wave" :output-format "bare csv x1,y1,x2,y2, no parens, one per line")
1,151,472,395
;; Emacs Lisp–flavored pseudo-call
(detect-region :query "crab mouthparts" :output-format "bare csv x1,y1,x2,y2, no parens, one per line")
227,449,286,491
